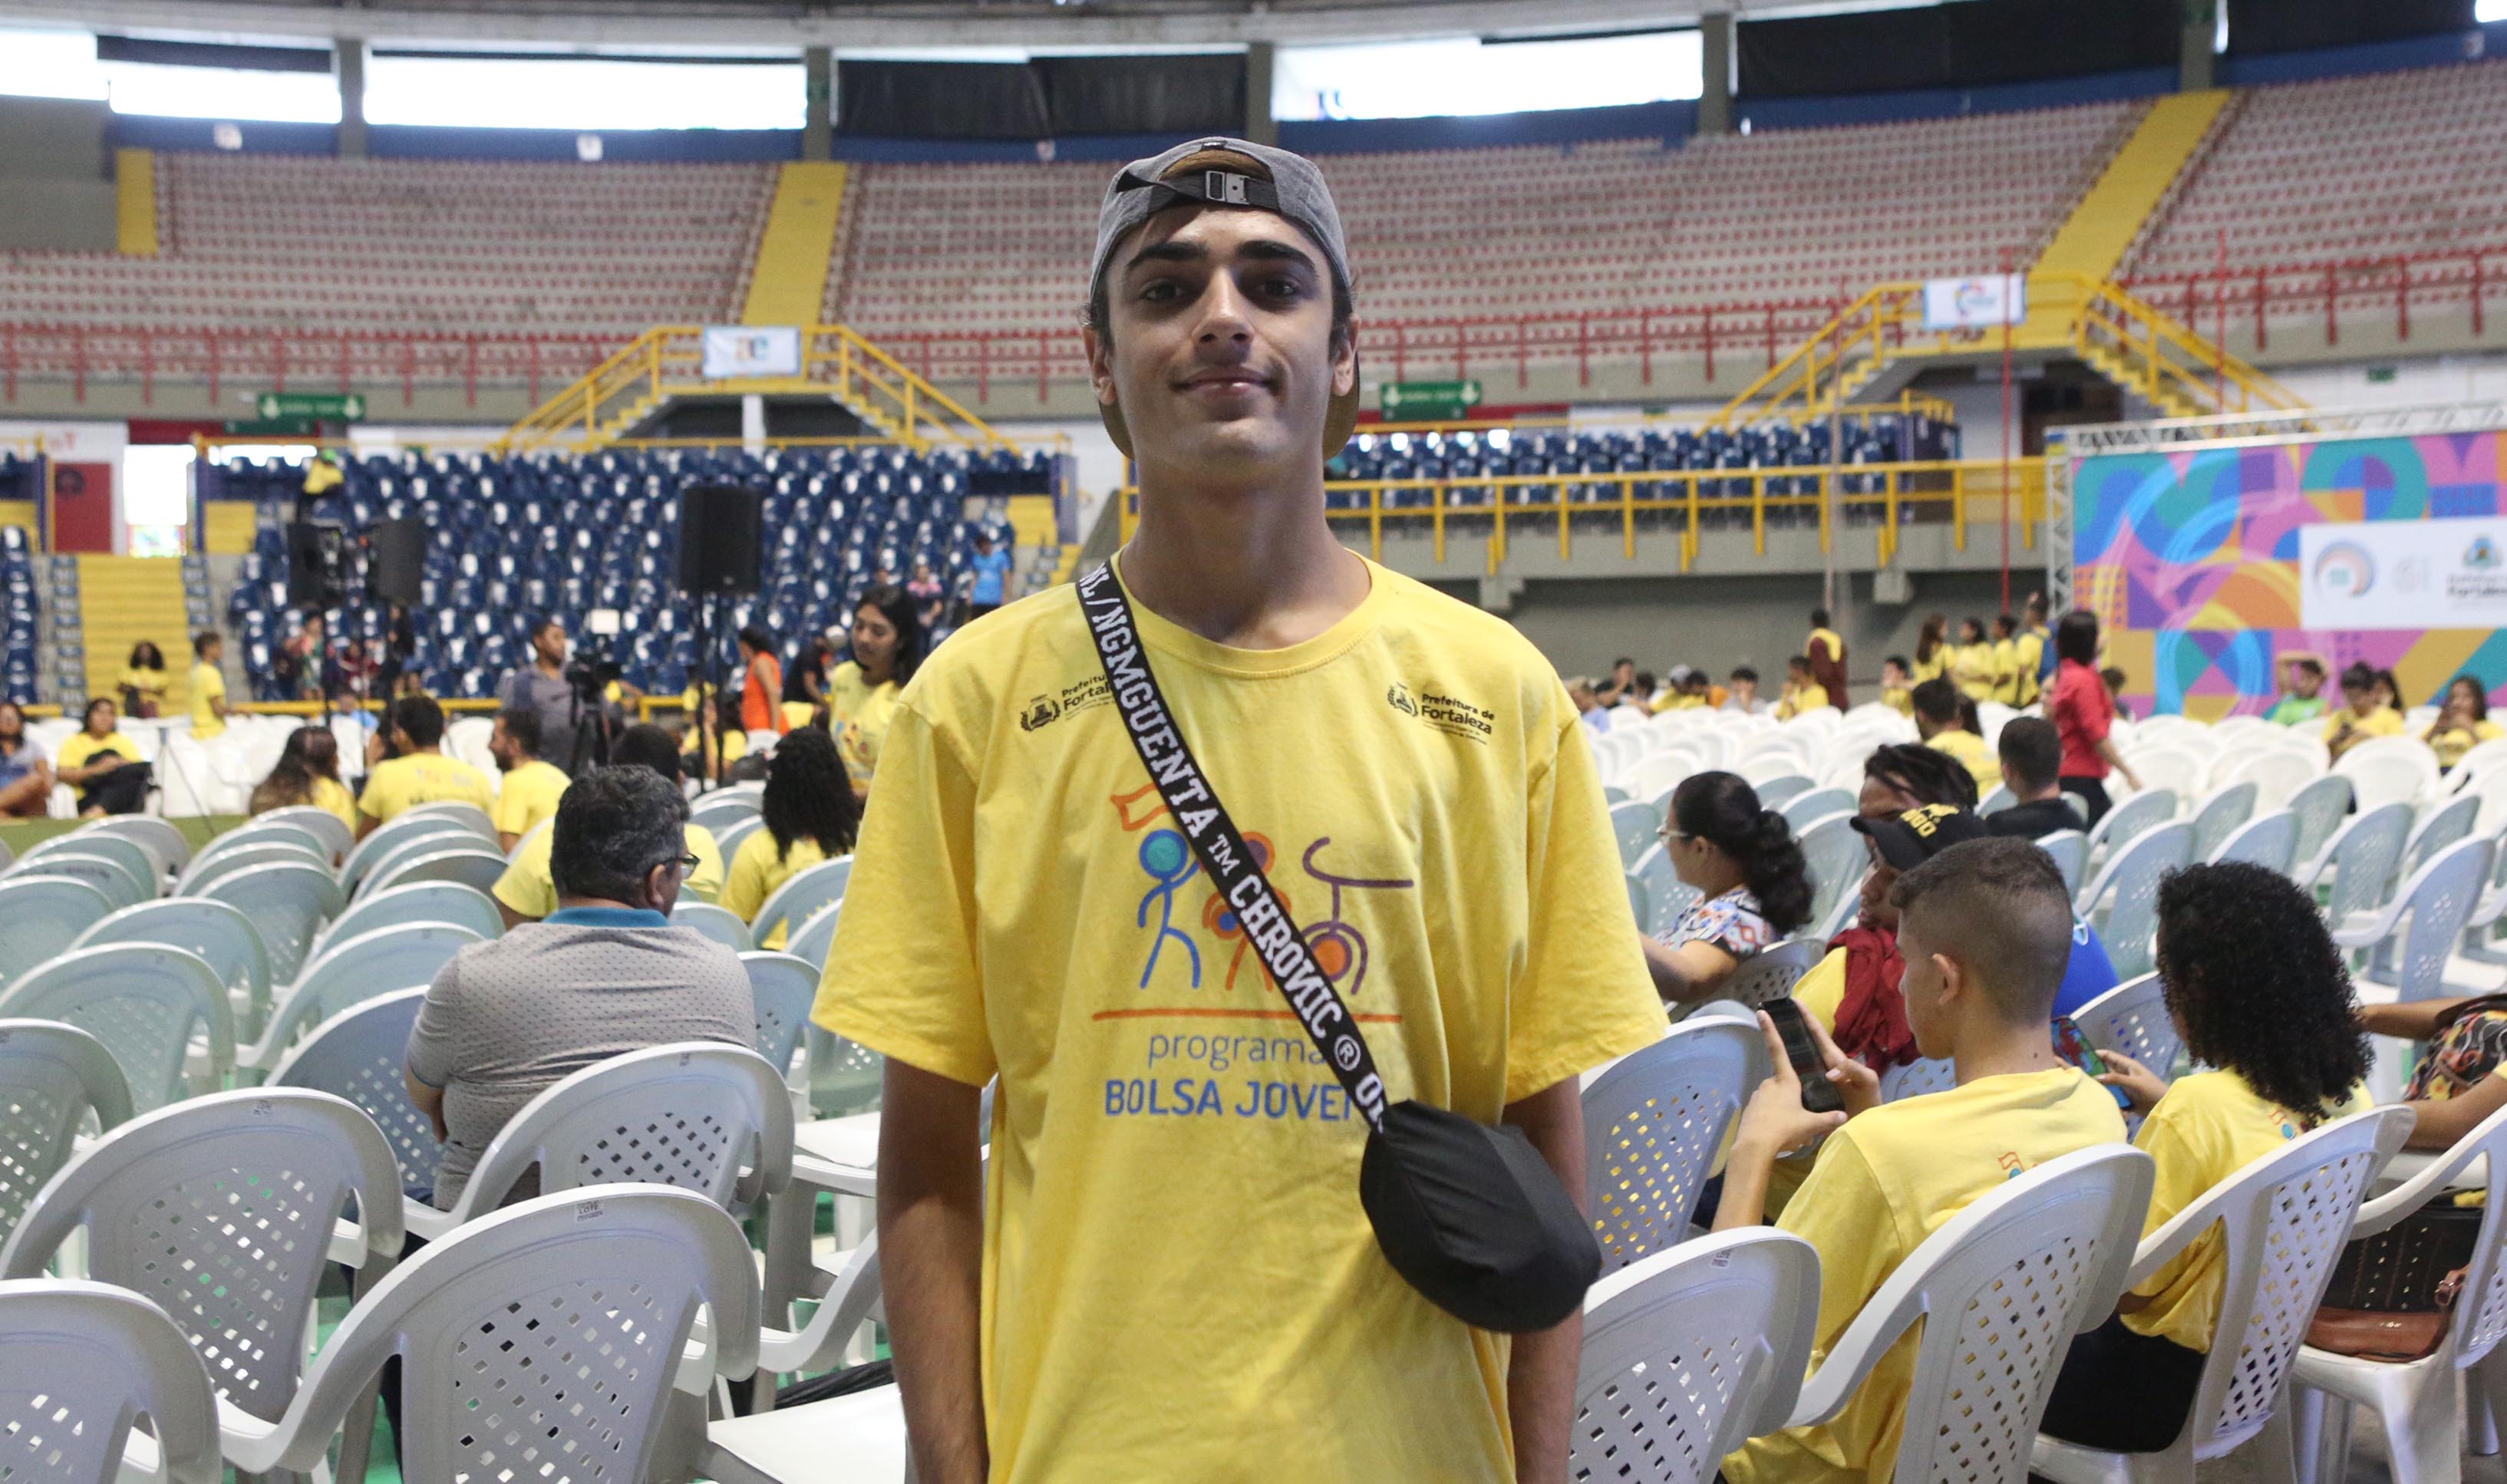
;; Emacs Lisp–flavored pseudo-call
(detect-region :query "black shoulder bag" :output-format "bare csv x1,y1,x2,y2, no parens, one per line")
1077,564,1598,1334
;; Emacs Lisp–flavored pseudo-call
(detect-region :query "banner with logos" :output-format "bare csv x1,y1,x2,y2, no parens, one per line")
1919,275,2026,331
2300,515,2507,630
699,326,803,381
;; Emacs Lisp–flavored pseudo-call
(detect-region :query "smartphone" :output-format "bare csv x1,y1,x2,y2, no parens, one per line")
2052,1014,2133,1110
1762,997,1845,1115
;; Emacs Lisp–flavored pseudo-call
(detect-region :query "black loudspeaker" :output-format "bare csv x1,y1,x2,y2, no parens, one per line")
285,522,346,607
368,518,426,607
678,483,763,595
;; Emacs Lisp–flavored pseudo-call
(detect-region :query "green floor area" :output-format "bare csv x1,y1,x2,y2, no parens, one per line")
1,813,245,856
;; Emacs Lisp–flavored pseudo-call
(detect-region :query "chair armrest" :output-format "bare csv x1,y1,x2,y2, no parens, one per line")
2329,893,2409,949
215,1393,302,1476
759,1235,882,1376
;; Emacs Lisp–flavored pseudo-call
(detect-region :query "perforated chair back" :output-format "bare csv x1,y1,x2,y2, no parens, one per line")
2221,747,2324,813
365,846,510,898
784,896,846,969
2187,782,2258,862
1571,1228,1822,1484
750,855,853,948
70,896,272,1040
1796,813,1868,940
1718,937,1824,1009
1880,1057,1958,1101
1628,842,1700,938
269,989,444,1197
2285,773,2354,872
671,901,752,952
1581,1019,1753,1275
175,840,327,899
805,1025,886,1119
196,862,343,984
2078,822,2194,981
0,1279,222,1484
741,951,818,1083
396,800,497,841
1753,774,1814,810
2037,830,2089,895
1611,800,1664,866
0,877,112,993
2316,802,2415,927
249,804,351,861
2210,810,2298,875
26,834,159,900
8,852,147,912
2403,790,2482,881
2084,787,2178,863
0,1021,130,1250
316,880,504,953
2336,742,2438,816
0,1088,404,1425
78,814,193,877
2072,972,2182,1080
1781,787,1856,833
337,814,471,896
689,794,760,835
257,921,483,1066
0,945,232,1115
2375,836,2495,1004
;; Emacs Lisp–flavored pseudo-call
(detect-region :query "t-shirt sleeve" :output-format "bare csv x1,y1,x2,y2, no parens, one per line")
722,833,770,921
405,955,464,1089
357,763,389,820
1776,1132,1898,1364
1504,710,1667,1103
492,777,533,835
813,703,995,1087
2126,1097,2207,1299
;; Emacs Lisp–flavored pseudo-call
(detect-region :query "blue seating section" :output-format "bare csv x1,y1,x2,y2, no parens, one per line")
1325,417,1958,523
0,516,35,707
212,446,1047,703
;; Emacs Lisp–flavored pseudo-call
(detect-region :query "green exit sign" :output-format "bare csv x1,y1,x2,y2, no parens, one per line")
254,391,365,421
1380,379,1483,421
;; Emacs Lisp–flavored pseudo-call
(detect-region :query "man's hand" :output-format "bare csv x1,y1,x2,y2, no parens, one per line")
1733,1011,1852,1161
2096,1050,2169,1115
1799,1011,1882,1118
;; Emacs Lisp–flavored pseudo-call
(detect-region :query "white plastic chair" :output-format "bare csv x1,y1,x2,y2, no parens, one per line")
336,814,472,896
78,813,193,878
1580,1018,1752,1274
1978,784,2016,816
1781,1146,2156,1484
2038,829,2090,895
2221,748,2324,813
219,816,333,862
6,851,148,912
2186,782,2258,862
1570,1228,1823,1484
674,900,753,951
365,844,510,897
2033,1107,2413,1484
2457,763,2507,838
405,1041,795,1242
195,862,344,984
2085,788,2179,870
2077,822,2195,981
2129,748,2212,813
713,813,767,864
0,945,233,1115
0,876,113,992
2400,790,2481,884
750,856,854,949
396,800,497,840
251,803,352,861
0,1021,130,1249
242,920,483,1077
174,839,328,899
742,950,818,1088
315,879,505,953
2071,972,2183,1083
689,793,760,834
1879,1056,1958,1101
70,896,274,1041
1629,842,1701,938
212,1187,760,1483
803,1024,885,1119
2340,839,2494,1104
784,896,846,969
2209,810,2299,876
268,988,444,1200
1754,774,1815,810
2285,773,2356,873
0,1278,223,1484
701,1234,902,1479
1717,937,1826,1009
2291,1104,2507,1484
1796,813,1868,942
2305,802,2416,934
0,1088,404,1427
1622,751,1694,804
25,833,160,900
1611,799,1664,866
1782,787,1856,832
2337,738,2440,816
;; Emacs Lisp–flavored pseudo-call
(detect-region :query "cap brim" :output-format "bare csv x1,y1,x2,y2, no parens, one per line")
1100,354,1364,466
1848,815,1925,872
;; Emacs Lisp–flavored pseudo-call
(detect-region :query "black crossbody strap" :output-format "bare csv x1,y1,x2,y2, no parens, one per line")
1076,563,1389,1134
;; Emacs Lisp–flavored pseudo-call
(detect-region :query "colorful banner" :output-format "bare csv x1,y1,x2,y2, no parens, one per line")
2072,428,2507,718
1921,274,2026,331
699,325,802,380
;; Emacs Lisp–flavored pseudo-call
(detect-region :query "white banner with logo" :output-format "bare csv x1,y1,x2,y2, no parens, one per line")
699,325,802,380
1919,275,2027,331
2299,515,2507,630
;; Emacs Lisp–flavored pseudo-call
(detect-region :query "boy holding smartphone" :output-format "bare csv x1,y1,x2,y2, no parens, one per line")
1717,836,2128,1484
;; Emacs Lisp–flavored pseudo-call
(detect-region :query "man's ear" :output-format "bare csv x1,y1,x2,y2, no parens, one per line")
1331,318,1358,397
1931,950,1964,1013
1084,325,1119,411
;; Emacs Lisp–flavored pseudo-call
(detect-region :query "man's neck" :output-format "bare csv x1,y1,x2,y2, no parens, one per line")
1952,1014,2066,1085
537,658,563,678
2015,783,2063,804
554,895,647,914
1119,470,1367,648
407,744,442,757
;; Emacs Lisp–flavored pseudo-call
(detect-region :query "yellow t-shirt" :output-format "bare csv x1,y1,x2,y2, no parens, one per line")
356,751,494,825
813,562,1664,1483
723,831,835,951
1951,643,1997,701
1991,638,2021,705
1726,1069,2129,1484
1911,651,1947,686
823,660,902,795
1880,682,1912,717
2014,629,2048,708
118,667,169,701
1775,682,1829,721
1808,627,1845,667
1650,692,1704,714
2123,1070,2367,1353
2427,717,2504,770
57,730,142,772
188,661,227,740
491,818,725,918
491,758,571,841
2324,706,2403,747
1927,728,2002,798
312,775,357,833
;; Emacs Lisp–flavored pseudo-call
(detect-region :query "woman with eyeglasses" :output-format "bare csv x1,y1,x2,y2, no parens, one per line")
1643,770,1814,1007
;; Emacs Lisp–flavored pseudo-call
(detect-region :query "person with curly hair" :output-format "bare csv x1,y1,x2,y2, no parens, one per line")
2039,860,2371,1452
723,726,860,949
249,724,355,833
1644,771,1814,1005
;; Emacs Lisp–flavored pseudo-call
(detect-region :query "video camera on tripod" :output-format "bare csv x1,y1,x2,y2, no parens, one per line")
562,608,626,771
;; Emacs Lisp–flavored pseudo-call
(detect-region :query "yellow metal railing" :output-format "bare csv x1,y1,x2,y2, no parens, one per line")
493,325,1019,456
1117,457,2045,575
2066,276,2307,417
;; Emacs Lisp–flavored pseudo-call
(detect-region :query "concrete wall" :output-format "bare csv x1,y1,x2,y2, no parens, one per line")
0,97,114,252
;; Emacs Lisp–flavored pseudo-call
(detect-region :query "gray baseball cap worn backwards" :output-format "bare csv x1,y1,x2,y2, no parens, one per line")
1088,136,1363,461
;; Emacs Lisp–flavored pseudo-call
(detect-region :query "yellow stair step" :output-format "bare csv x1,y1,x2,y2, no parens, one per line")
2024,91,2231,338
75,555,194,709
741,163,849,328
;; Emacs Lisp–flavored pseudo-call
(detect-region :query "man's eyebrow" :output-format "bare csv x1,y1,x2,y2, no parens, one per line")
1123,236,1321,275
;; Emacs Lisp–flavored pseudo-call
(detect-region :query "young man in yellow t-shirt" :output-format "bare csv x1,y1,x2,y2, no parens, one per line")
813,139,1664,1484
1774,654,1829,721
491,725,724,925
1719,836,2128,1484
356,694,493,837
189,630,229,740
488,707,572,851
1912,677,2001,798
2322,661,2404,760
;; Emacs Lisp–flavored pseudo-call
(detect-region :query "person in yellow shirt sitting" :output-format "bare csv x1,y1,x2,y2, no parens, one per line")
187,632,229,741
2323,661,2406,761
2038,861,2370,1452
493,725,726,925
1950,616,1997,702
722,726,859,949
1912,678,2001,797
2423,674,2503,771
488,707,572,852
1773,655,1829,721
55,697,148,817
682,692,749,783
1720,836,2128,1484
825,585,923,796
355,694,494,837
117,641,170,720
1877,656,1913,718
249,724,357,837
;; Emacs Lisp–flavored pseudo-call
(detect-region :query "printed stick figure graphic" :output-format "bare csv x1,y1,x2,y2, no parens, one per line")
1136,827,1202,988
1202,833,1279,990
1298,837,1414,998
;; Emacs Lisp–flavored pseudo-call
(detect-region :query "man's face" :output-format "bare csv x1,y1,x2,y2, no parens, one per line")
536,625,567,667
1883,664,1908,689
2293,667,2322,700
1087,204,1353,483
489,717,518,771
1730,677,1755,703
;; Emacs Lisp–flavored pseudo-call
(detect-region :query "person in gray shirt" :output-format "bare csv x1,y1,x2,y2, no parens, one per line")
497,616,594,777
404,763,755,1209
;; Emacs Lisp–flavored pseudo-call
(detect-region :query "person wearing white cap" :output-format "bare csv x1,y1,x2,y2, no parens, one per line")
813,137,1660,1482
